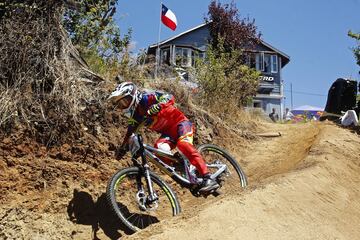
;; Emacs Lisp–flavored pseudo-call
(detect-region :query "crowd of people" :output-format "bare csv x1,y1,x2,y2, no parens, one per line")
268,107,294,123
268,107,359,127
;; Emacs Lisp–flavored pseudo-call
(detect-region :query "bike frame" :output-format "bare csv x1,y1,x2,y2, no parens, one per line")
143,144,197,188
131,134,228,192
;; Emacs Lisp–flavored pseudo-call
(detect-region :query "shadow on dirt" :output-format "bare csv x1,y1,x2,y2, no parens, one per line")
67,189,133,240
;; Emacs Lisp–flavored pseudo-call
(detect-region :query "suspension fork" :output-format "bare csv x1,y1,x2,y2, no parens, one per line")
142,163,158,202
137,135,158,202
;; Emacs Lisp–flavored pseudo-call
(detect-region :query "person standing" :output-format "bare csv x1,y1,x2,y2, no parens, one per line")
269,108,279,122
284,108,294,121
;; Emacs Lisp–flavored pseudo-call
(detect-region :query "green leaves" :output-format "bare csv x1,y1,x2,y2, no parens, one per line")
63,0,131,62
199,1,261,116
195,39,260,116
348,30,360,67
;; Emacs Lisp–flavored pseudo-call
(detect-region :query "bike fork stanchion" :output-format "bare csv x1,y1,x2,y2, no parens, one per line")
139,136,158,204
143,164,158,202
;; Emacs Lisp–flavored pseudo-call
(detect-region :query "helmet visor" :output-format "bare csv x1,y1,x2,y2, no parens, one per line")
116,95,133,109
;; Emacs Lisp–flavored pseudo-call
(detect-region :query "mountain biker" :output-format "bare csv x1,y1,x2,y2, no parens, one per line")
108,81,219,193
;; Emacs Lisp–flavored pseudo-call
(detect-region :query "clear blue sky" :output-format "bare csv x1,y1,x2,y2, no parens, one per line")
115,0,360,109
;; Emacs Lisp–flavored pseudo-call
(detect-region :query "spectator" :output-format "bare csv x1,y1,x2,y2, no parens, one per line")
340,110,359,127
284,108,294,121
269,108,279,122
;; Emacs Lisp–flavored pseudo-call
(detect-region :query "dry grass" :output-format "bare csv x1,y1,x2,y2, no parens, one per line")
143,77,262,140
0,1,111,145
0,89,18,127
0,1,262,149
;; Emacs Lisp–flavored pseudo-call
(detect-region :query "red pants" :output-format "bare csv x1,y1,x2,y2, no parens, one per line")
154,121,208,176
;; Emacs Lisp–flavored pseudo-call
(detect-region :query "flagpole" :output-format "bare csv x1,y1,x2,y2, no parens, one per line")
155,2,163,79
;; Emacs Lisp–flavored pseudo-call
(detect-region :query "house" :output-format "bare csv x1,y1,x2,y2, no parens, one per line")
147,22,290,117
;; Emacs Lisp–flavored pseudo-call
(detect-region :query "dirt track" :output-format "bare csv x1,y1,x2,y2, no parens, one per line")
129,122,360,240
1,122,360,239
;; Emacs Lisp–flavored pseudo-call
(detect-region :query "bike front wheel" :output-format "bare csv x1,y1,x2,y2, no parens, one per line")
197,144,248,191
106,167,181,233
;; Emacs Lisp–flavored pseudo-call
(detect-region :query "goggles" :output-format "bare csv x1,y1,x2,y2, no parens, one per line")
115,95,133,109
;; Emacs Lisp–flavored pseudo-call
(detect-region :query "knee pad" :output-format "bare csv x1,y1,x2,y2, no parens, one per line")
156,142,171,153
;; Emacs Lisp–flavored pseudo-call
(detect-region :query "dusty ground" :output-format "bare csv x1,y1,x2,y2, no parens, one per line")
1,121,360,239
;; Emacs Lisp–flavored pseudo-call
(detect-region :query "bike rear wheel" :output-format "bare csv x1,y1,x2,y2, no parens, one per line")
197,144,248,191
106,167,181,233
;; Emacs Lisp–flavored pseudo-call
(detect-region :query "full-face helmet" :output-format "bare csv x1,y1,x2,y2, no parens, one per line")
108,82,141,118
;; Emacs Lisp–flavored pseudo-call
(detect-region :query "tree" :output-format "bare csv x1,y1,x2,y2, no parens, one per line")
348,30,360,67
206,0,261,55
195,0,261,116
195,38,260,116
63,0,131,60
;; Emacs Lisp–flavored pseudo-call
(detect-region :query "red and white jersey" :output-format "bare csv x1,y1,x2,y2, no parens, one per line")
127,90,187,136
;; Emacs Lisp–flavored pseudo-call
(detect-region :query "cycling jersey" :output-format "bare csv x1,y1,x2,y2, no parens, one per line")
127,90,188,135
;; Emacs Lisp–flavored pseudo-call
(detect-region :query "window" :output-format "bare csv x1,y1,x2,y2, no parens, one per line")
246,53,256,69
191,51,206,67
248,52,279,73
175,47,205,67
175,47,190,67
271,55,278,73
264,54,271,73
160,48,170,65
191,50,196,67
256,53,264,71
198,52,206,60
253,101,262,108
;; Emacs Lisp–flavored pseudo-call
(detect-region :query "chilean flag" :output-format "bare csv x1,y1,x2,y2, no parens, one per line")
161,4,177,31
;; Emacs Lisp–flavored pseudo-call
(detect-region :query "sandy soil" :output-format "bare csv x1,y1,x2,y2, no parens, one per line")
1,122,360,239
129,122,360,240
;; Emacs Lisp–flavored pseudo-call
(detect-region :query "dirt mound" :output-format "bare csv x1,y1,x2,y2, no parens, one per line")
0,101,247,240
130,122,360,240
1,122,360,239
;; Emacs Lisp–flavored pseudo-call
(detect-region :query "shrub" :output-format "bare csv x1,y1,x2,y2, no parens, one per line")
194,39,260,118
0,1,109,145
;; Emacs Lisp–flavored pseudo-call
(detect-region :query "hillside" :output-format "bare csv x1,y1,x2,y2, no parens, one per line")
1,121,360,239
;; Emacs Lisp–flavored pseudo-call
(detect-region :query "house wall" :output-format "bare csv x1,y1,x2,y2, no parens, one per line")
253,96,283,120
254,44,282,95
248,43,284,117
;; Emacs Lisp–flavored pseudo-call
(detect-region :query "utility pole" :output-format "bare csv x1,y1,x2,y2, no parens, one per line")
290,83,294,110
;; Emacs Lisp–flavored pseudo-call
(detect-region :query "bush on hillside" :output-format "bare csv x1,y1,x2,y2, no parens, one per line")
194,39,260,118
0,1,111,145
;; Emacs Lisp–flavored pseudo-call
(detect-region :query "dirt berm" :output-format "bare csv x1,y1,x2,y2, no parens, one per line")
129,122,360,240
1,122,360,239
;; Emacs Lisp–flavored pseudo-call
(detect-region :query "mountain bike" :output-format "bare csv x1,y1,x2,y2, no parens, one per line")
106,133,247,233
